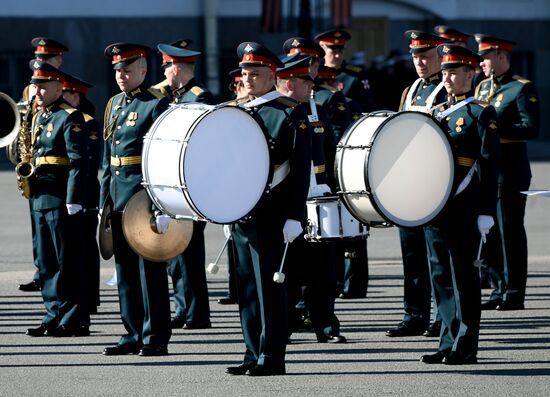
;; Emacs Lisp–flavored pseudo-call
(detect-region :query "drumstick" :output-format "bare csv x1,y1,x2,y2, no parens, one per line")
207,236,230,274
473,237,484,268
273,242,289,283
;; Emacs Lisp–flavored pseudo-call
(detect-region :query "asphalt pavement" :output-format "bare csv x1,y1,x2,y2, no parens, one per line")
0,159,549,396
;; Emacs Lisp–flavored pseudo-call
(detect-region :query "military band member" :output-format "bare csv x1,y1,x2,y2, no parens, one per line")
150,38,193,98
62,74,101,315
475,34,540,311
155,43,213,329
100,43,171,356
19,37,69,293
225,42,311,376
434,25,472,47
277,56,346,343
315,29,375,112
421,44,499,364
387,30,448,338
25,60,90,337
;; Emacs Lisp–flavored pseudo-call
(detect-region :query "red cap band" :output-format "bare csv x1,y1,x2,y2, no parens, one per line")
161,53,198,64
35,46,64,56
276,66,311,79
440,33,469,44
410,39,441,49
63,81,89,94
478,42,513,53
288,48,320,57
32,69,64,82
240,53,277,72
112,49,146,64
441,54,479,67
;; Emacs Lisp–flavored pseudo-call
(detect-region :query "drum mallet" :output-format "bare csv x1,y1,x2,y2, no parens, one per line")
273,242,290,284
207,236,230,274
473,236,484,268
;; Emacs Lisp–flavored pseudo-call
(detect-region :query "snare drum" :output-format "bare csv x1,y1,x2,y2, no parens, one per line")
305,195,368,242
142,104,271,224
335,111,454,227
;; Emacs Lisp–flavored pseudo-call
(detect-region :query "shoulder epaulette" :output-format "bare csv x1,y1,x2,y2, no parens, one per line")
319,83,337,93
473,99,489,108
512,75,531,84
151,79,169,90
60,103,77,114
276,96,300,108
147,87,169,99
191,86,204,96
83,113,93,122
345,64,362,74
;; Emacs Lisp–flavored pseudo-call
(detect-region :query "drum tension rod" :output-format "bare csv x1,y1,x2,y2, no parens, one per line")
338,190,371,195
336,144,372,150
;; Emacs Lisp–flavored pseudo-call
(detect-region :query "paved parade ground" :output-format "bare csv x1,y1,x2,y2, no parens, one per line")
1,153,549,396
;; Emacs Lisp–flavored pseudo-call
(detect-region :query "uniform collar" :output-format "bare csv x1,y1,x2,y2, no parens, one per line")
173,78,197,99
496,69,513,84
125,85,144,100
42,96,64,116
423,73,441,84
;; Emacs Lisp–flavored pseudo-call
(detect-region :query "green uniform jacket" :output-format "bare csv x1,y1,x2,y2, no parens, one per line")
83,113,101,209
174,78,214,104
245,96,312,223
309,103,333,187
334,62,374,111
475,70,540,184
434,96,500,215
100,85,170,211
30,97,88,211
314,83,351,145
399,74,447,111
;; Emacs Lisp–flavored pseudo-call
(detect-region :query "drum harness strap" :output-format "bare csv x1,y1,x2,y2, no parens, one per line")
243,91,289,189
307,93,322,198
404,78,445,112
435,96,479,196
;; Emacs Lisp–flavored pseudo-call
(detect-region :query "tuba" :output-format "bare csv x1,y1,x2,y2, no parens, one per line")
0,92,21,154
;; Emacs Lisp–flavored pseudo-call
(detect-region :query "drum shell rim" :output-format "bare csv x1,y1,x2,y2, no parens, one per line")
335,110,455,227
142,104,275,224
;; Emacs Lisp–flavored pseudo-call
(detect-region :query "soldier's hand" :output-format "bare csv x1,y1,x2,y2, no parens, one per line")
282,219,302,243
154,212,171,234
66,203,83,215
477,215,495,243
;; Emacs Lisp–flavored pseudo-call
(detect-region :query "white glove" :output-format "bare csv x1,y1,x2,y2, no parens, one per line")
282,219,302,243
66,203,82,215
477,215,495,242
154,212,171,234
223,224,232,239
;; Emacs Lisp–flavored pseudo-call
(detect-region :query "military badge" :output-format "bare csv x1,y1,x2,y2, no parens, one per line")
489,120,497,130
337,82,344,91
126,112,138,127
47,123,54,133
38,39,46,46
244,43,253,52
72,124,82,133
529,95,538,103
299,121,307,130
411,32,418,39
292,39,300,47
456,117,464,133
495,93,504,107
112,46,120,54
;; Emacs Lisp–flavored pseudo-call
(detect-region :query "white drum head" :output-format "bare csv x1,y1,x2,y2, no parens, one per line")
368,112,454,226
182,106,270,223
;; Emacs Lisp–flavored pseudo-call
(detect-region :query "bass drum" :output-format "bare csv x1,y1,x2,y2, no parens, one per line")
142,104,271,224
335,111,454,228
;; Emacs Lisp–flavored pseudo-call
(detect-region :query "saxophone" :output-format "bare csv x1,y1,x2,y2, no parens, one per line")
15,96,36,199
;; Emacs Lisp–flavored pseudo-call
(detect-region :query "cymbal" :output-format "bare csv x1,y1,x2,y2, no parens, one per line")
122,190,193,262
98,197,114,260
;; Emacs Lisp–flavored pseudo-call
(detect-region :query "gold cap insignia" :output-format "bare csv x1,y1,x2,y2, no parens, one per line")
442,46,450,53
112,46,120,54
335,32,342,37
244,44,253,52
38,39,46,46
411,32,418,39
33,60,40,68
292,39,300,47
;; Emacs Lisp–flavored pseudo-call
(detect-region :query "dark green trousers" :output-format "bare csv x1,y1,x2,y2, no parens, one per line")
32,207,89,328
168,221,210,324
84,209,100,308
111,212,171,347
425,191,481,356
232,221,287,367
398,226,431,328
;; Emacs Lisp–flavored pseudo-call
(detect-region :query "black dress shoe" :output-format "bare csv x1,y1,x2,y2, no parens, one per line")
19,280,41,292
26,324,50,337
247,364,286,377
496,301,525,311
217,296,237,305
226,362,256,375
385,321,425,337
318,333,347,343
170,315,186,329
47,325,90,337
423,320,442,337
443,352,478,365
183,321,212,330
103,343,142,356
420,350,449,364
481,300,501,310
138,345,168,356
